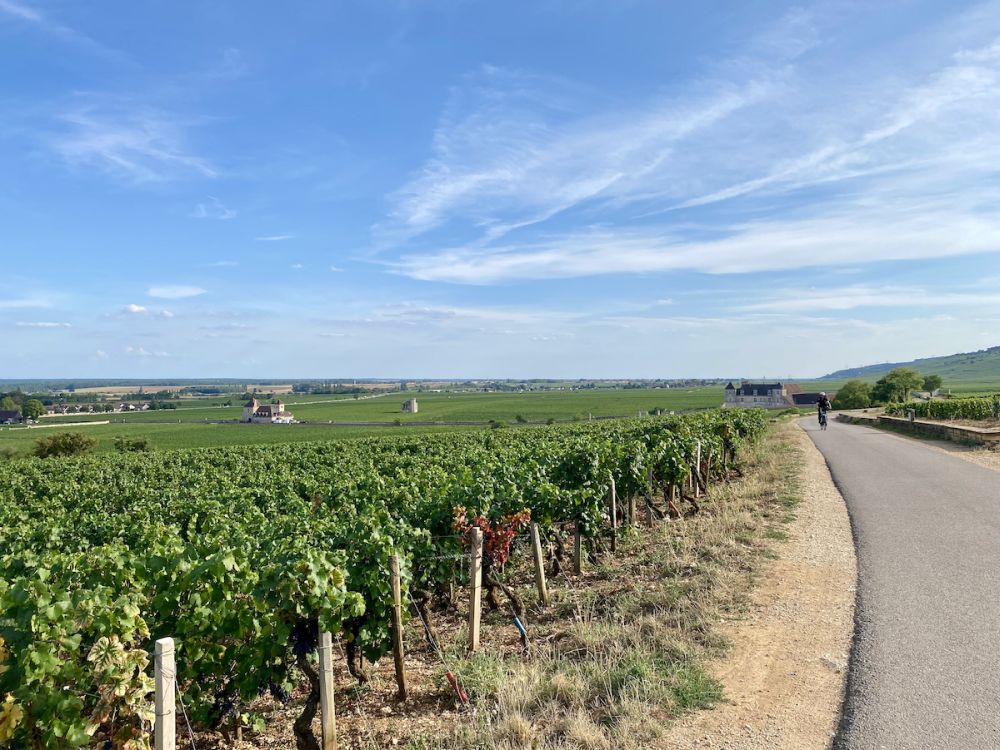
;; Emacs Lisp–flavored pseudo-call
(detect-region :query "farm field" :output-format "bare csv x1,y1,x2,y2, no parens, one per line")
0,408,768,749
0,421,484,457
36,393,388,424
41,387,724,425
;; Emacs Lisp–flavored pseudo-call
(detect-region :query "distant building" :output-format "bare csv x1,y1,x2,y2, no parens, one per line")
0,410,23,425
724,382,835,409
242,398,295,424
791,392,833,406
402,398,419,414
724,382,791,409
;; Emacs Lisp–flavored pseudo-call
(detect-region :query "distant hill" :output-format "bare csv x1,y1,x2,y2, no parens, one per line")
823,345,1000,383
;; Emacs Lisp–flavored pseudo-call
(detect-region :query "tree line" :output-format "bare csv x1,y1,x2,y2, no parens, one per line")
832,368,943,410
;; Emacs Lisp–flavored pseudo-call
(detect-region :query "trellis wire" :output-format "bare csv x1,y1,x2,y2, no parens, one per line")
405,588,469,704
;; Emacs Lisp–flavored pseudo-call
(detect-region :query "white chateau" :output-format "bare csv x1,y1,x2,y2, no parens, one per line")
724,381,832,409
402,398,419,413
242,398,295,424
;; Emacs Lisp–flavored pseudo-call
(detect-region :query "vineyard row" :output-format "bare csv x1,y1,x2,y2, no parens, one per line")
0,408,768,749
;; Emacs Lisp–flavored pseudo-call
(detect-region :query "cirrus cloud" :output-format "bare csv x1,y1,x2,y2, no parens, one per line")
147,285,206,299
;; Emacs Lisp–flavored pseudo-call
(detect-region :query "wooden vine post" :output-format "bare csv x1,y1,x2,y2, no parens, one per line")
668,483,680,518
608,477,618,553
154,637,176,750
318,631,338,750
573,524,583,575
388,554,408,700
644,467,655,526
530,522,548,604
468,527,483,652
695,441,702,498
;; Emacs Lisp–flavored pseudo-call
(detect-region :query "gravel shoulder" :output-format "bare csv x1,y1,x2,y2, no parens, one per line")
923,440,1000,473
662,422,856,750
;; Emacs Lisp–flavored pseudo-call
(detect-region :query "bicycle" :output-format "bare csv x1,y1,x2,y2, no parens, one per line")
818,408,829,430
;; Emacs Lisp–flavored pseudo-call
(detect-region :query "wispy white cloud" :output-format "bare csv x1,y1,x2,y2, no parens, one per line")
378,64,777,246
382,20,1000,286
125,345,169,357
123,303,174,317
290,263,304,270
672,38,1000,211
0,0,41,22
49,99,216,182
392,202,1000,283
147,285,206,299
206,260,239,268
192,196,236,220
255,234,294,242
739,285,1000,312
16,321,71,328
0,297,50,309
0,0,123,60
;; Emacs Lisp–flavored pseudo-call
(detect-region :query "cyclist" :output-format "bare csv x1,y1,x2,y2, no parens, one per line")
817,392,832,429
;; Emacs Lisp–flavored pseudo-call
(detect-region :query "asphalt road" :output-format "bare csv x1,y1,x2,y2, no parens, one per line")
803,417,1000,749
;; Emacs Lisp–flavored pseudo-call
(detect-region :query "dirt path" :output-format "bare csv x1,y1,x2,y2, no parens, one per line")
662,423,856,750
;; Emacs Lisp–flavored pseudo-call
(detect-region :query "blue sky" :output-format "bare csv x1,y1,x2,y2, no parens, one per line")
4,0,1000,379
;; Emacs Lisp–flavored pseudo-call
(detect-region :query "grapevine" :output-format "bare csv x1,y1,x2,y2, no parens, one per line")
0,408,767,748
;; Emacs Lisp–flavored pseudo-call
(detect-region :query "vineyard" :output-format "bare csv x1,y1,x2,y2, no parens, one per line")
885,394,1000,421
0,408,767,749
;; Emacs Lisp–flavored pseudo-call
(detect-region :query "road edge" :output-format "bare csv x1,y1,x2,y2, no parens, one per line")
662,420,857,749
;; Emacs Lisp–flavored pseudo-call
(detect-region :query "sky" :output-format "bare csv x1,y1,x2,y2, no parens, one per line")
4,0,1000,379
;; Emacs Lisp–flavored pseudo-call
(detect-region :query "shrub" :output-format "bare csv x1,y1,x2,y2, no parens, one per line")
114,436,150,452
33,432,97,458
0,445,19,461
832,380,872,410
515,414,528,423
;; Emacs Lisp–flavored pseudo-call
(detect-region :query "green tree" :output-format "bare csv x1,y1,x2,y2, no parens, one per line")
0,396,18,412
872,367,924,404
33,432,97,458
832,380,872,409
22,399,44,420
923,374,943,392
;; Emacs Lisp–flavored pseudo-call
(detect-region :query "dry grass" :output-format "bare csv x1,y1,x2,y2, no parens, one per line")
405,422,802,750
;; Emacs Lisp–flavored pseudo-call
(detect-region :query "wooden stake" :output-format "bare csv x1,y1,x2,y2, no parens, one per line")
667,483,681,518
530,522,548,604
389,554,408,700
318,631,337,750
695,442,702,499
628,492,636,527
705,448,713,492
154,637,176,750
645,467,656,525
468,527,483,652
608,478,618,553
573,524,583,575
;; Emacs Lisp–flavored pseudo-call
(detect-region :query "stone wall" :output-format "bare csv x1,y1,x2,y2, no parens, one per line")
836,413,1000,447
